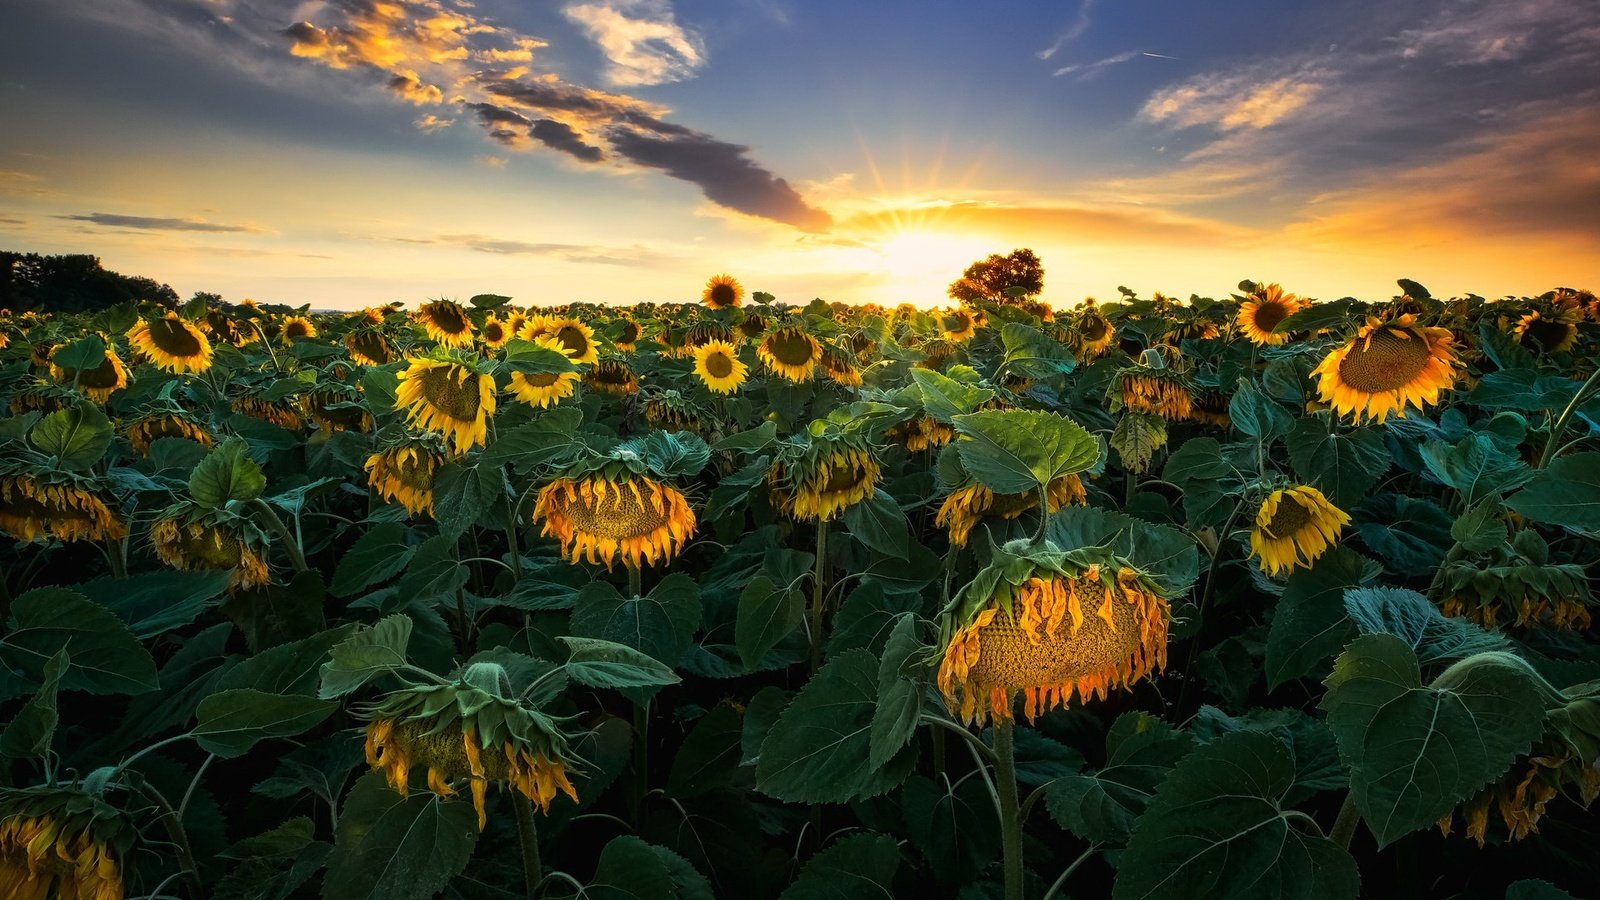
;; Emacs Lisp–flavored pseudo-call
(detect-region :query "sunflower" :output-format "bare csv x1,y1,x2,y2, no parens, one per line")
149,509,270,590
1073,305,1115,357
50,346,128,403
1236,283,1304,346
936,475,1088,547
769,441,880,522
919,339,957,370
820,347,863,387
1249,486,1349,577
585,360,639,396
532,473,697,568
643,392,701,433
345,330,395,367
124,412,213,454
738,312,768,340
394,357,495,455
510,336,581,408
127,313,213,373
938,542,1169,724
540,317,599,365
680,322,737,359
701,273,745,309
1513,308,1580,354
941,308,979,342
1188,386,1232,428
613,318,641,351
1312,315,1457,423
8,382,75,417
692,340,747,394
0,786,136,900
203,309,241,345
1435,548,1593,630
361,662,581,828
366,442,444,515
233,394,304,431
281,315,318,342
758,326,822,382
308,388,372,433
30,341,55,369
890,415,956,453
479,316,511,349
1116,368,1193,419
0,473,126,543
414,299,476,348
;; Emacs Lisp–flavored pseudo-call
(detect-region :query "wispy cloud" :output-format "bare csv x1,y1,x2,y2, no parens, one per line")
391,232,669,265
1053,50,1138,79
835,198,1249,247
1037,0,1095,61
562,0,705,87
1142,71,1322,131
58,213,267,233
0,170,51,197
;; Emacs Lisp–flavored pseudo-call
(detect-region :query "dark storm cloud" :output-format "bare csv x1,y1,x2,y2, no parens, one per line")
530,119,603,163
58,212,264,233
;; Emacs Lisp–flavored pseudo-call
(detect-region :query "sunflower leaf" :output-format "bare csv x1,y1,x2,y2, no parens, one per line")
318,614,413,699
1265,548,1381,688
322,773,480,900
30,400,113,470
1506,452,1600,531
190,436,267,506
1046,711,1194,844
911,368,994,422
951,409,1099,495
1342,586,1509,666
1420,433,1533,505
559,635,683,690
842,487,910,560
777,832,901,900
1286,418,1390,510
0,587,158,695
194,688,338,758
52,334,106,371
0,649,67,759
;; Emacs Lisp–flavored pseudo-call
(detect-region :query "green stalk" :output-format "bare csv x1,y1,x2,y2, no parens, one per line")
249,499,308,574
995,717,1024,900
1174,498,1245,717
504,498,524,580
513,794,542,898
630,700,650,825
809,520,830,672
628,563,643,599
1538,367,1600,469
1329,790,1361,850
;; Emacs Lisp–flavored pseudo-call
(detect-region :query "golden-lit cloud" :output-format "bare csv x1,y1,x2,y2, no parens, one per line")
562,0,705,87
388,69,442,105
58,212,269,234
835,198,1248,247
1142,72,1322,131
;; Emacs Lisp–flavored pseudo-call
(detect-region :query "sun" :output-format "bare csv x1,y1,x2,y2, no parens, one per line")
875,228,997,307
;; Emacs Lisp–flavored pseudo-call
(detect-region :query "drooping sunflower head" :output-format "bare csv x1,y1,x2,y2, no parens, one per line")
0,785,138,900
281,315,318,342
757,326,822,382
1249,485,1349,577
414,299,476,348
394,355,496,456
308,387,372,433
702,273,745,309
0,472,127,544
345,329,395,367
203,309,241,345
366,440,445,516
8,381,76,417
361,664,582,828
542,317,599,365
532,472,697,568
1114,365,1193,419
935,474,1087,548
124,411,214,455
1074,308,1115,356
889,415,955,453
30,340,56,370
355,306,387,326
585,360,639,396
692,340,748,394
738,312,769,340
479,316,511,349
127,313,214,374
149,505,271,590
233,393,305,431
50,344,128,403
1436,540,1593,630
819,346,863,387
1236,283,1304,346
680,321,737,359
1312,315,1457,424
1188,385,1232,428
1513,307,1581,354
768,438,881,522
940,308,980,342
643,391,702,433
938,541,1170,724
509,336,581,409
919,338,957,370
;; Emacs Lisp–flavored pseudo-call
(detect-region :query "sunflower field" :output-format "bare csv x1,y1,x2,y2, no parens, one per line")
2,277,1599,900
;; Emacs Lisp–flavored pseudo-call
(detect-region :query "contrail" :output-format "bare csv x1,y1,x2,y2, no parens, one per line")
1142,52,1179,60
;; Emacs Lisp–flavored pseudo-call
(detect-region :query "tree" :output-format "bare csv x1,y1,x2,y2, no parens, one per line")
1,251,179,313
947,248,1044,307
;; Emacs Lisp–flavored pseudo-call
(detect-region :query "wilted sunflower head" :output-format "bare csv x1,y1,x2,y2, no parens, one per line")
308,388,372,433
819,346,863,387
345,329,395,367
361,663,583,828
941,308,980,342
738,312,769,339
203,309,241,345
414,299,476,348
124,411,213,455
366,440,445,516
613,318,642,351
0,472,127,544
1513,308,1581,354
30,340,56,369
1188,385,1232,428
394,356,496,455
938,541,1169,724
1312,314,1457,424
680,321,737,359
532,472,697,569
8,381,76,417
702,273,745,309
1236,283,1304,346
233,393,304,431
509,336,581,409
758,326,822,382
1249,485,1349,577
281,315,318,342
585,360,639,396
692,340,748,394
1074,309,1114,356
643,391,702,433
1436,537,1593,630
149,504,270,590
768,437,881,522
479,316,511,349
128,313,213,374
0,784,138,900
50,344,128,403
889,415,955,453
1114,363,1193,420
919,338,957,370
935,474,1087,548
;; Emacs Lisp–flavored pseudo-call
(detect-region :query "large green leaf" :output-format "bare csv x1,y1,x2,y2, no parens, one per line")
190,436,267,506
1229,379,1293,443
666,701,745,799
1286,419,1390,510
1113,731,1358,900
52,334,106,371
570,574,702,670
951,408,1099,494
735,575,804,670
318,615,413,699
910,368,993,421
588,835,712,900
0,649,67,758
1265,548,1380,688
559,636,682,690
1111,411,1167,474
900,774,999,886
1342,586,1509,666
1163,437,1239,526
0,588,157,695
330,522,415,598
218,624,359,696
78,569,232,639
1045,711,1194,844
322,773,480,900
1506,452,1600,531
1047,505,1200,594
777,832,901,900
30,401,113,470
215,817,331,900
868,614,922,770
1321,634,1546,847
194,689,338,758
1419,433,1533,506
841,487,909,559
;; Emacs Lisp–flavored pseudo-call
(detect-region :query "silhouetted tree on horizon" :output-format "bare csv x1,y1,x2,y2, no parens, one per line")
1,251,179,313
947,248,1044,307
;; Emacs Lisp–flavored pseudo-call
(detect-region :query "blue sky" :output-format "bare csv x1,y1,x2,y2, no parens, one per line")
2,0,1597,308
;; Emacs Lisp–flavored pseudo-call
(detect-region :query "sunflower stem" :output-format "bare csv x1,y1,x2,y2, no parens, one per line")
1330,790,1361,849
630,700,650,826
1041,843,1102,900
248,499,308,574
512,793,542,898
628,563,643,599
504,498,524,581
994,716,1025,900
1033,481,1051,546
809,520,830,673
1175,497,1245,717
105,536,128,579
1538,367,1600,469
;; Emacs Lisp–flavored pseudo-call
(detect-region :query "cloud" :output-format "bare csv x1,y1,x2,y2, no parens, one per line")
1394,0,1598,65
1053,50,1138,79
531,119,604,162
1142,72,1321,131
0,170,50,197
58,213,266,233
414,113,454,132
835,199,1246,247
1037,0,1096,61
408,232,668,265
388,69,443,105
562,0,705,87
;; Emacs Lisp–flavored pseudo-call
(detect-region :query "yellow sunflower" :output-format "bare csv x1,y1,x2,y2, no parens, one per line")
702,273,745,309
820,347,863,387
541,317,599,365
127,313,213,373
346,330,395,367
1236,283,1304,346
233,394,304,431
0,475,126,543
1513,308,1581,354
150,515,270,590
414,299,476,348
1249,486,1349,577
941,308,979,342
614,318,642,351
124,413,214,454
585,360,639,396
509,336,581,409
938,546,1169,724
479,316,511,349
1117,369,1193,419
532,473,697,568
936,475,1088,547
692,340,747,394
394,357,495,455
1312,315,1457,423
282,315,318,342
366,443,444,516
0,788,134,900
757,326,822,382
769,444,880,522
50,345,128,403
890,415,956,453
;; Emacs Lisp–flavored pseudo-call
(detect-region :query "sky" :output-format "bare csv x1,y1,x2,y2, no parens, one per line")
2,0,1598,309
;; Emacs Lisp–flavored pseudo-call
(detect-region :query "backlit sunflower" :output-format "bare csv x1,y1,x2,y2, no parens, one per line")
361,662,581,829
414,299,475,348
509,336,580,408
738,312,768,340
938,541,1169,723
127,313,213,374
308,388,372,433
479,316,511,349
692,340,747,394
0,472,126,544
532,472,697,568
366,440,445,515
355,306,387,326
233,393,304,431
941,308,979,342
149,506,270,590
281,315,317,342
1072,305,1115,357
1236,283,1304,346
768,439,880,522
0,785,137,900
1312,315,1457,423
345,329,395,367
820,347,863,387
50,345,128,403
936,475,1088,548
702,273,745,309
203,309,241,345
1249,486,1349,577
541,317,599,365
919,339,957,370
1115,366,1193,419
889,415,955,453
758,326,822,382
394,356,496,455
585,360,639,396
124,412,213,454
1513,308,1580,354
